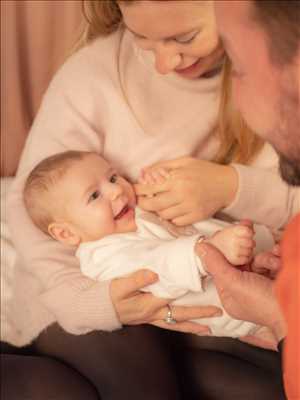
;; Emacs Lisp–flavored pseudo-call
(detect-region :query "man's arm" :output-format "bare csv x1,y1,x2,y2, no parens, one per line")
197,242,287,341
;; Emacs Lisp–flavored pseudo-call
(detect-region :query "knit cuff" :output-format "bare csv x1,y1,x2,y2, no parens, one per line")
40,279,121,335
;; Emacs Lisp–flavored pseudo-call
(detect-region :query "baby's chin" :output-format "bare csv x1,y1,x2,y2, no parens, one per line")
115,207,137,234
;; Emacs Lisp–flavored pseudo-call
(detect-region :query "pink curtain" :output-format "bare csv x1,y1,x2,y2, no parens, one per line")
1,0,83,176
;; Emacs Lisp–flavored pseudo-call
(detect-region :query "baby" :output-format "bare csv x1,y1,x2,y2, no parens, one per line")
24,150,276,343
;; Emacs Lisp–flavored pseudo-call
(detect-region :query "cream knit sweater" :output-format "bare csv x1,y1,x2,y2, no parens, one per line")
4,29,299,346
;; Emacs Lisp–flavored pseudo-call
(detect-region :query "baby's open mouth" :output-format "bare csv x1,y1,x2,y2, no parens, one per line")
114,205,130,220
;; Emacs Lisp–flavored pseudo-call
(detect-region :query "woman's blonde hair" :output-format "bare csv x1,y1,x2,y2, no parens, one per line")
76,0,264,165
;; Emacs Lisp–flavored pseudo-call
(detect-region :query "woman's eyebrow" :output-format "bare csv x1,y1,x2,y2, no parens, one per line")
125,25,200,41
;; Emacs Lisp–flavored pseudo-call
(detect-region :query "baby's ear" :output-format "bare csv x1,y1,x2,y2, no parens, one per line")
48,222,80,247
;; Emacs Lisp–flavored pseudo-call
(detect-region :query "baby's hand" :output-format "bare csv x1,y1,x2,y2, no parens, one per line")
208,220,256,266
138,167,170,185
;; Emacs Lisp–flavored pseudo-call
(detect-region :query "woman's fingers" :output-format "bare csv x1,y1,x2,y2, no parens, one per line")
152,304,222,322
110,270,223,329
143,156,196,172
172,211,204,226
151,320,211,335
110,269,158,300
157,204,187,221
134,181,170,197
137,190,180,212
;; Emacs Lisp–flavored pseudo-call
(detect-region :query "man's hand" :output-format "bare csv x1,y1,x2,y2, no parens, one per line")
110,269,222,335
251,244,281,279
197,243,286,341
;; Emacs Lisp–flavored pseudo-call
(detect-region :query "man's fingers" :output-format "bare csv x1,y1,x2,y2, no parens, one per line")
271,244,281,256
239,219,254,230
253,253,281,272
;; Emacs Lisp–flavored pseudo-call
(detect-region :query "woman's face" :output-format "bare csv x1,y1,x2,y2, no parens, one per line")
119,0,224,79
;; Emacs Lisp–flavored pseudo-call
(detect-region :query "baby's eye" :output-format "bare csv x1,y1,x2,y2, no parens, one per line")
110,174,118,183
89,190,101,202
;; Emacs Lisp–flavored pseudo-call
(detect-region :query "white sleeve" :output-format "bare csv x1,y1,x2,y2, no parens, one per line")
78,234,204,299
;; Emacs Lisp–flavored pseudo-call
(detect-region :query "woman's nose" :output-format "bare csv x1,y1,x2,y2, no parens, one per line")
153,43,182,74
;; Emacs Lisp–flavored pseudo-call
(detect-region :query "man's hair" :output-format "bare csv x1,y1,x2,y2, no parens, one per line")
24,150,93,234
253,0,300,66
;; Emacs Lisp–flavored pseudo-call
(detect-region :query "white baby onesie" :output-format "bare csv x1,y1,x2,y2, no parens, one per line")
77,208,274,338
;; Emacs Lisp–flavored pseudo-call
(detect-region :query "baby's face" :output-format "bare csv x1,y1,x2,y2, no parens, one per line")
56,154,137,242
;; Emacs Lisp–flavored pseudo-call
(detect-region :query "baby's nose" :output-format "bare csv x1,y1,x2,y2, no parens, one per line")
103,182,123,201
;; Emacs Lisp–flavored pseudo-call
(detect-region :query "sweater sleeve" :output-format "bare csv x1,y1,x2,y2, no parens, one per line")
223,145,300,229
7,51,122,334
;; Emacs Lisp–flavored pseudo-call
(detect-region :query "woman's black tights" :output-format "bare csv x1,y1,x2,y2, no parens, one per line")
2,324,286,400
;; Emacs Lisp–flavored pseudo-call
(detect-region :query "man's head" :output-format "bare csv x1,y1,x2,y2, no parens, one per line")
215,0,300,185
24,151,136,246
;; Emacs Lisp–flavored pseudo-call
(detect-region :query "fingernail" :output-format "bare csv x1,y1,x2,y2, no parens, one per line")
145,271,158,280
197,329,211,336
197,246,207,259
213,310,223,317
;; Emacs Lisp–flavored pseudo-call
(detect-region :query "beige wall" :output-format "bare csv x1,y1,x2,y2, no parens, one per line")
1,0,83,176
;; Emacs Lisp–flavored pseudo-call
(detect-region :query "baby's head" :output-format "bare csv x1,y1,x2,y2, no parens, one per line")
24,151,136,246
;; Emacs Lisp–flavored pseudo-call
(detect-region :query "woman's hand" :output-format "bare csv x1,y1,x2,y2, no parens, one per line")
110,269,222,335
197,243,286,341
134,157,238,226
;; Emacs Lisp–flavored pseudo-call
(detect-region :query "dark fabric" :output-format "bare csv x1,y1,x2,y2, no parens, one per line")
278,339,284,357
31,324,285,400
34,324,182,400
1,325,286,399
1,353,98,400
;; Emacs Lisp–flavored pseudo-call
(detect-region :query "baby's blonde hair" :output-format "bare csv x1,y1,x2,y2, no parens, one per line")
74,0,264,165
24,150,93,234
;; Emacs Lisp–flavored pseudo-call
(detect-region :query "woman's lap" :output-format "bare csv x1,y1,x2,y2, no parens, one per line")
34,324,182,400
1,353,98,400
33,324,285,400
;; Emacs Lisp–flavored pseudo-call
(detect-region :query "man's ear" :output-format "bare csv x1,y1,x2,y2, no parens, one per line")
48,222,81,246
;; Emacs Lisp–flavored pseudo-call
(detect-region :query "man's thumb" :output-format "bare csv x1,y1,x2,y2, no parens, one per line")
198,243,233,278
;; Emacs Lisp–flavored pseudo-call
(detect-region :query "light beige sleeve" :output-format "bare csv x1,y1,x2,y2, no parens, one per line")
7,61,121,333
224,144,300,229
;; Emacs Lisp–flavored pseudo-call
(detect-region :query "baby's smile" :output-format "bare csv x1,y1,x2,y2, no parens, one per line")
114,204,135,220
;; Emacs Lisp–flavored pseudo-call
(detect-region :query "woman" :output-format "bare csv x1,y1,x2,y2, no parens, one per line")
5,1,295,398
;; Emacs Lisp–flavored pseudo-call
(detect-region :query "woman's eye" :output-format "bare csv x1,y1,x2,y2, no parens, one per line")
175,32,198,44
110,174,118,183
89,190,100,202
